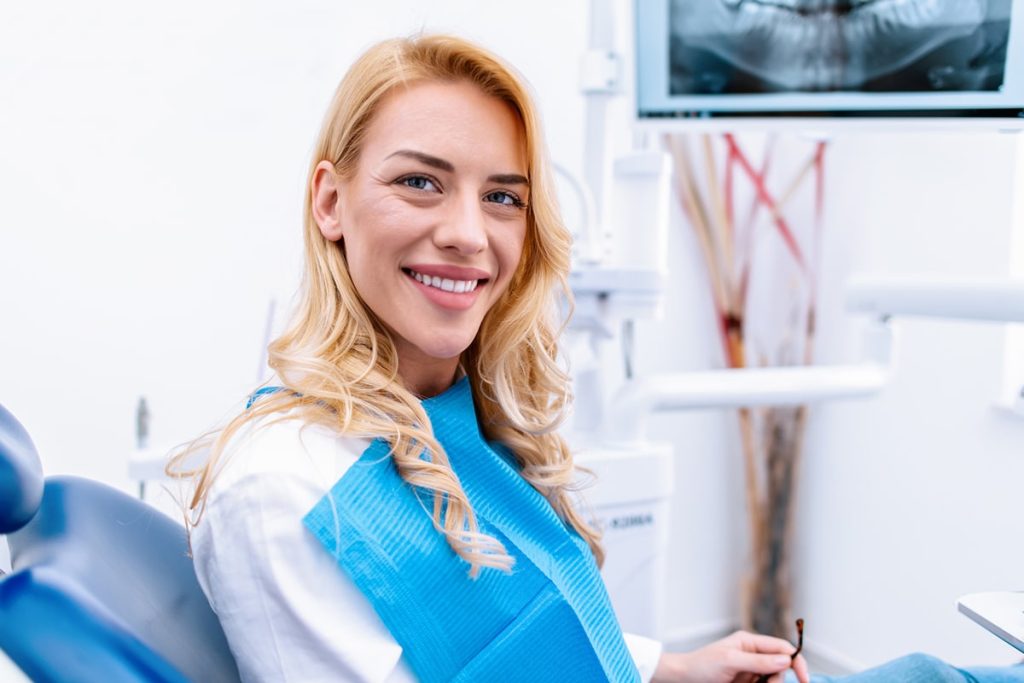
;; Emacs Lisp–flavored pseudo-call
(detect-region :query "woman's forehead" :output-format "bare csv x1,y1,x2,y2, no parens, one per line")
360,80,528,174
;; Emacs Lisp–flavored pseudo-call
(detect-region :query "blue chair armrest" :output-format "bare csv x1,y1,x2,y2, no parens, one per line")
0,565,190,683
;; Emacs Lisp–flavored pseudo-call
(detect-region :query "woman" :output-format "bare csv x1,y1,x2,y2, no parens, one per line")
170,33,806,683
172,34,1021,683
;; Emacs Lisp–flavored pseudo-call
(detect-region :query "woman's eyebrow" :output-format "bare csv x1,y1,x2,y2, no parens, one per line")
386,149,454,172
487,173,529,186
385,149,528,186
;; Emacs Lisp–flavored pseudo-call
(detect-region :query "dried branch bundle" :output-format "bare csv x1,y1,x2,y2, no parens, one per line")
665,133,826,636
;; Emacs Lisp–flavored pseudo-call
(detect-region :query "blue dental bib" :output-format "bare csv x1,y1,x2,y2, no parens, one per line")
302,377,640,682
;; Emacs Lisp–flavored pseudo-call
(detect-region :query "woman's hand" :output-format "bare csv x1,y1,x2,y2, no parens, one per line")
651,630,810,683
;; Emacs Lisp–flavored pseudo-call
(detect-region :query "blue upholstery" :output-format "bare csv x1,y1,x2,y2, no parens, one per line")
0,404,43,534
0,403,240,682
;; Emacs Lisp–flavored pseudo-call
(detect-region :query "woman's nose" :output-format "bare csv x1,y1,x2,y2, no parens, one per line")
434,193,488,254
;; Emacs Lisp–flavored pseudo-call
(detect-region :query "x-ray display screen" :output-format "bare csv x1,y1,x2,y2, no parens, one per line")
636,0,1024,119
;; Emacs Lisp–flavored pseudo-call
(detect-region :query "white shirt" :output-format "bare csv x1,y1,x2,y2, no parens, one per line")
191,414,664,682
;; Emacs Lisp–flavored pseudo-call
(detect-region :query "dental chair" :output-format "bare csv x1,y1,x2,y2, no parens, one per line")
0,403,240,682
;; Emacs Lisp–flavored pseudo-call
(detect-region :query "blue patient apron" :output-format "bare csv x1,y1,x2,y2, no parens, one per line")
301,377,640,683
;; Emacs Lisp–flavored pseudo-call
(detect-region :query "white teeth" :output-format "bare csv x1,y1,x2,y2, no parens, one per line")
407,269,479,294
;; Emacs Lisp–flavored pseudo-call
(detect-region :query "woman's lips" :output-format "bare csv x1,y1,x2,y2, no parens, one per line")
402,267,487,311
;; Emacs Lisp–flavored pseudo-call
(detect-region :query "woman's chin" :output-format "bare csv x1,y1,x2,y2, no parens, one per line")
408,333,477,364
425,342,473,362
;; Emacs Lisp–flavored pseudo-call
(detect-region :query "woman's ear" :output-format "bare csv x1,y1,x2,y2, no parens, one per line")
311,160,345,242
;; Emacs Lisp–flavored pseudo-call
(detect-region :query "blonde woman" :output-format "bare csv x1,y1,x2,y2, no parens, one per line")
174,35,811,683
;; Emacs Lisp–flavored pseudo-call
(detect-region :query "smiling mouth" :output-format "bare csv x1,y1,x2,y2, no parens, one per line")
402,267,487,294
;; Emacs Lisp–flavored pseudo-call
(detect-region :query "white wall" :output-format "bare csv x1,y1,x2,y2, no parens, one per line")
3,0,1024,674
0,0,588,492
794,131,1024,669
635,130,1024,668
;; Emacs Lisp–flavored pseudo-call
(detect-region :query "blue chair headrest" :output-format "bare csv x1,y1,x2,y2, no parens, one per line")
0,403,44,534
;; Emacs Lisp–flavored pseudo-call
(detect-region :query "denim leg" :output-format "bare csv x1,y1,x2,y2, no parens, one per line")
958,665,1024,683
783,653,1024,682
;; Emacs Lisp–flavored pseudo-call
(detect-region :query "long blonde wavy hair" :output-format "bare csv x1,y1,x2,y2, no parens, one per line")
169,34,603,575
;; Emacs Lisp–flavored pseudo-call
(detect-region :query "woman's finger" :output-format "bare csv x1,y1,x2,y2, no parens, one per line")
792,653,811,683
727,649,795,676
737,631,799,656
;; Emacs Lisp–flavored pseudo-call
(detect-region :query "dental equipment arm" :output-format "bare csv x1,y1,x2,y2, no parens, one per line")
606,277,1024,443
846,276,1024,323
605,319,894,444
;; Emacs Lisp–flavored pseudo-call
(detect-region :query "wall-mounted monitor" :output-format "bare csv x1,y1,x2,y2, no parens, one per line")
635,0,1023,127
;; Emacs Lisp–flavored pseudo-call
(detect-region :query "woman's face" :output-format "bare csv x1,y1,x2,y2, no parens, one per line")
313,80,529,390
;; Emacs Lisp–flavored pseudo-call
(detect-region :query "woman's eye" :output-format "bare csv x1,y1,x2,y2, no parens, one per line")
484,190,525,208
398,175,439,192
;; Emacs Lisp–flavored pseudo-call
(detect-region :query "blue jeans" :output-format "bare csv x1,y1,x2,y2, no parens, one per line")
784,653,1024,682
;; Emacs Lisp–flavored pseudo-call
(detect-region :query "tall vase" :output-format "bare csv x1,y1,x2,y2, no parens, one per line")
743,405,807,637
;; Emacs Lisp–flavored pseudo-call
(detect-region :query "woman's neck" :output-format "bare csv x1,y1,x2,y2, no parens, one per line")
396,350,461,399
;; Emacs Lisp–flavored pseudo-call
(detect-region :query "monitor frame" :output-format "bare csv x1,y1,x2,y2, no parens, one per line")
632,0,1024,131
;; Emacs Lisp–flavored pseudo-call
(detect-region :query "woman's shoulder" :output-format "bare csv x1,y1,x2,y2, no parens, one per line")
209,410,372,501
